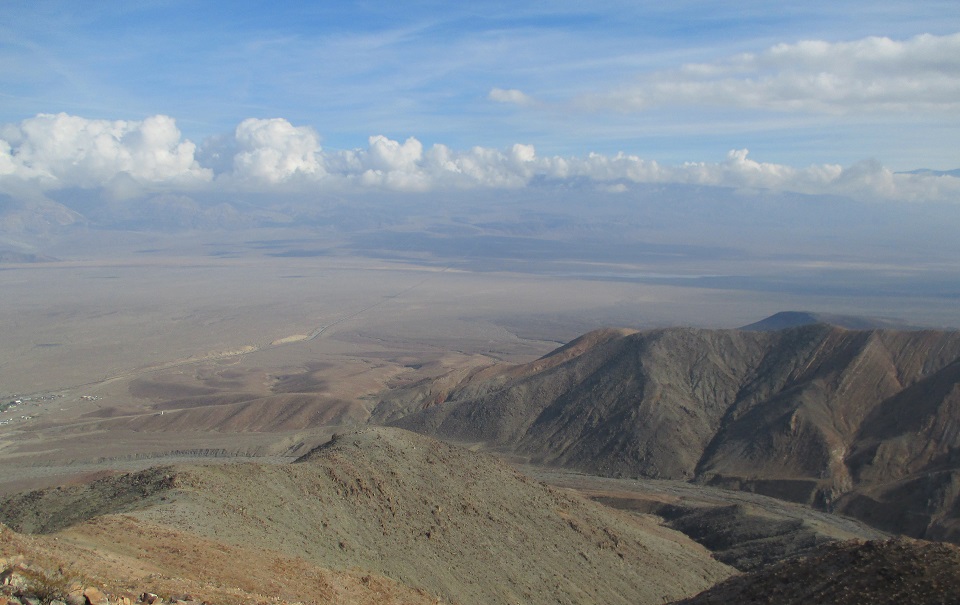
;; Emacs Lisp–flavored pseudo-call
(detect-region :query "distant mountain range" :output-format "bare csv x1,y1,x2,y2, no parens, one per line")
739,310,922,331
897,168,960,177
0,250,58,263
379,317,960,542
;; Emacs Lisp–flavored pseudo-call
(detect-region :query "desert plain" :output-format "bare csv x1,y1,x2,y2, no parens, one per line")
0,222,951,482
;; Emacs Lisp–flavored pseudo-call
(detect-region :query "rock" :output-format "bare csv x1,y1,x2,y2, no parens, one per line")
2,566,30,589
0,556,25,573
82,587,108,605
64,586,85,605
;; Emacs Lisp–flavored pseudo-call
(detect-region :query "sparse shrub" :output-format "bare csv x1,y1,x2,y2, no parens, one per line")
16,566,79,605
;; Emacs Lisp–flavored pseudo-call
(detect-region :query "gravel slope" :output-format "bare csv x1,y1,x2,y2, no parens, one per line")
1,427,732,605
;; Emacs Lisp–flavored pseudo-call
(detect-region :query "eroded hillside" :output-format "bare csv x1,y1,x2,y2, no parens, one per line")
673,538,960,605
1,427,731,605
381,324,960,541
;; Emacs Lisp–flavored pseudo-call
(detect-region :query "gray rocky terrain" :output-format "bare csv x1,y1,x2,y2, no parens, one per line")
673,537,960,604
1,427,731,605
382,324,960,541
5,317,960,604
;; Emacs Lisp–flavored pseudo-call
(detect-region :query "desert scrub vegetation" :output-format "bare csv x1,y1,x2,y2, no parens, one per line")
2,563,81,605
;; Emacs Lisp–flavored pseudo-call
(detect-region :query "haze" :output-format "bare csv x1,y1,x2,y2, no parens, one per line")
1,1,959,400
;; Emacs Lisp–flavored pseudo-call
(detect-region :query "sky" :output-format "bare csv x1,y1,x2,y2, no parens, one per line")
1,0,959,202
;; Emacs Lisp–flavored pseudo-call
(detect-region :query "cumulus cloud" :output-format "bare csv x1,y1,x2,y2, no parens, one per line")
325,138,960,202
0,113,211,190
423,143,537,188
589,32,960,114
231,118,324,184
1,113,958,203
323,137,538,191
669,150,960,202
488,87,536,106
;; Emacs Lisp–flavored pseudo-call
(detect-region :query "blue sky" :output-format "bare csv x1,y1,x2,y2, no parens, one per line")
1,1,959,200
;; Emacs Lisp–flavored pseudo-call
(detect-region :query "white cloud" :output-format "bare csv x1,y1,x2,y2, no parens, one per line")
366,135,423,173
0,113,211,190
321,137,540,191
589,32,960,114
666,150,960,203
231,118,324,184
358,136,428,191
324,136,429,192
324,139,960,202
423,143,537,188
488,87,535,106
1,113,958,203
560,151,667,183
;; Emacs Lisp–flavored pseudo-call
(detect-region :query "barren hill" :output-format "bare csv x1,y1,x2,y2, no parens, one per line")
671,538,960,605
382,324,960,541
1,427,731,605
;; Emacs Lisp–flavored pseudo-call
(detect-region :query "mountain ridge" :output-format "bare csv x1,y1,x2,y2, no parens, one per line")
1,427,731,605
381,322,960,541
739,310,927,331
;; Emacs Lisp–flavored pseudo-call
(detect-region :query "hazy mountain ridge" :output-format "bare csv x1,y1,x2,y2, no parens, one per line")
739,310,922,331
898,168,960,178
384,323,960,541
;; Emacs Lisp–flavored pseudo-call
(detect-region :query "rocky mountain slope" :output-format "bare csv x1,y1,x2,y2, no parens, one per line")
1,518,438,605
1,427,731,605
672,538,960,605
381,324,960,541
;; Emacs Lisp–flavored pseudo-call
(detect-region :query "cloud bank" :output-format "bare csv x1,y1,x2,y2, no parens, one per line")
589,32,960,114
1,113,958,203
0,113,211,188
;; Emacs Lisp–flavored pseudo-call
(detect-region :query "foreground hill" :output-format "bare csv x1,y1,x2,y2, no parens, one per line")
672,538,960,605
1,427,730,605
381,324,960,541
1,519,439,605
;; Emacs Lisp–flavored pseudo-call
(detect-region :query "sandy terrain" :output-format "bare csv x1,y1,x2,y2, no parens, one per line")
9,227,951,402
